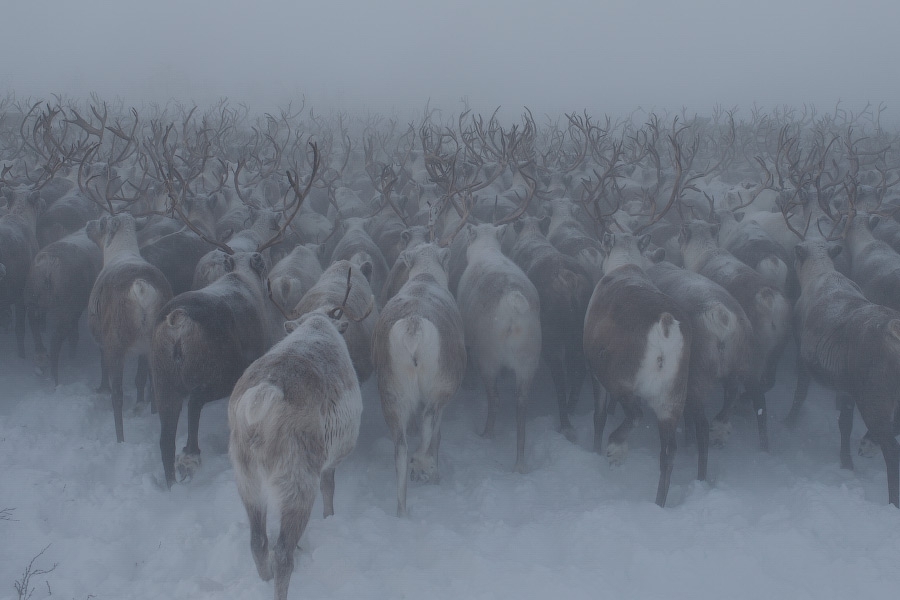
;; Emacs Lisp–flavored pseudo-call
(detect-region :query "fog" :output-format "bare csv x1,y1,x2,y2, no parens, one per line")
3,0,899,119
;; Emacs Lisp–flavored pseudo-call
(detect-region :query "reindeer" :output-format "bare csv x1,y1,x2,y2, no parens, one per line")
291,259,378,382
647,260,761,479
456,223,542,473
86,213,173,443
790,240,900,507
679,220,791,450
266,244,323,316
380,225,429,305
0,187,42,357
328,216,389,305
845,215,900,312
583,232,692,507
24,229,102,385
546,197,605,284
229,311,362,600
510,215,593,442
373,243,466,516
152,251,280,487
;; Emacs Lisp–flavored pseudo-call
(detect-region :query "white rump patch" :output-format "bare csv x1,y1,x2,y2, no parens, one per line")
634,314,685,420
236,383,284,427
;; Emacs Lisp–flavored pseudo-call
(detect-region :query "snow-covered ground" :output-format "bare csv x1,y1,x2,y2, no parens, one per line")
2,324,899,600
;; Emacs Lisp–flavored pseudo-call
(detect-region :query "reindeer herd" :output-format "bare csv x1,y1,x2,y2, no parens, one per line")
2,96,900,599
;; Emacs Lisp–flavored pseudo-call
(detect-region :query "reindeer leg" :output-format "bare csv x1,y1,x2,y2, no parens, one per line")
711,376,740,448
656,418,678,507
480,371,499,439
838,394,855,470
107,351,126,443
28,308,46,371
14,301,27,358
514,375,532,474
320,468,336,518
273,483,315,600
785,361,811,428
590,374,608,454
134,355,149,406
546,348,575,442
607,394,640,466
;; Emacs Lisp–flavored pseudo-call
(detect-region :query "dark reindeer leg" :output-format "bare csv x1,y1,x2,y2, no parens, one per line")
656,418,678,507
838,394,855,470
134,355,149,406
785,361,811,428
606,394,641,465
590,374,608,454
546,348,575,442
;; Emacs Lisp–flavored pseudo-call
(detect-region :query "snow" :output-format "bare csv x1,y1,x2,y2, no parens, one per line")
2,326,900,600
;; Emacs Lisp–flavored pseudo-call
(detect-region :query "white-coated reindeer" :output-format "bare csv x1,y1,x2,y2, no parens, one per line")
229,311,362,600
373,243,466,516
456,223,541,473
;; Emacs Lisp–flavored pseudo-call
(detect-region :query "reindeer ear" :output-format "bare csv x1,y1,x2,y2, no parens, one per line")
399,250,412,269
539,215,551,236
359,260,373,282
438,247,451,271
638,234,652,253
827,244,843,260
27,190,41,207
601,232,615,254
868,215,880,230
794,244,808,263
85,219,100,242
249,252,267,276
284,320,300,334
650,248,666,263
513,220,525,234
223,253,235,273
734,211,745,222
400,229,412,248
679,224,691,245
336,321,349,335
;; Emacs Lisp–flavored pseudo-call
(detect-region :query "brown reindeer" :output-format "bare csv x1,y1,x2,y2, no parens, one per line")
86,213,173,442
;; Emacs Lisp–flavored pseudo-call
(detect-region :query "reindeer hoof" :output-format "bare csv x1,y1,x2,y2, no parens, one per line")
560,425,577,444
175,453,202,483
859,435,879,458
606,441,628,466
409,455,439,483
710,420,732,449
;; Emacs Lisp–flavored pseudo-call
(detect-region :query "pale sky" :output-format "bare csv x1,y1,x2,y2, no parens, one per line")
3,0,899,121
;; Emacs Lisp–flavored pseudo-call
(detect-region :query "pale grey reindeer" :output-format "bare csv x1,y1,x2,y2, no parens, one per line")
456,222,541,473
24,229,102,385
229,311,362,600
86,213,173,443
679,220,791,450
373,243,466,516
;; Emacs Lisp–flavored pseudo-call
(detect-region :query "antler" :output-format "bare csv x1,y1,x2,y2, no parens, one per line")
256,141,320,253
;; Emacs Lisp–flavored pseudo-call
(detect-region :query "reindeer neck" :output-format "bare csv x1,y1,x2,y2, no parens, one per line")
603,246,642,275
103,231,142,265
845,221,876,257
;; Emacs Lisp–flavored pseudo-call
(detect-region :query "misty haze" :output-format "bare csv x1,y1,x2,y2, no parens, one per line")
3,1,900,599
